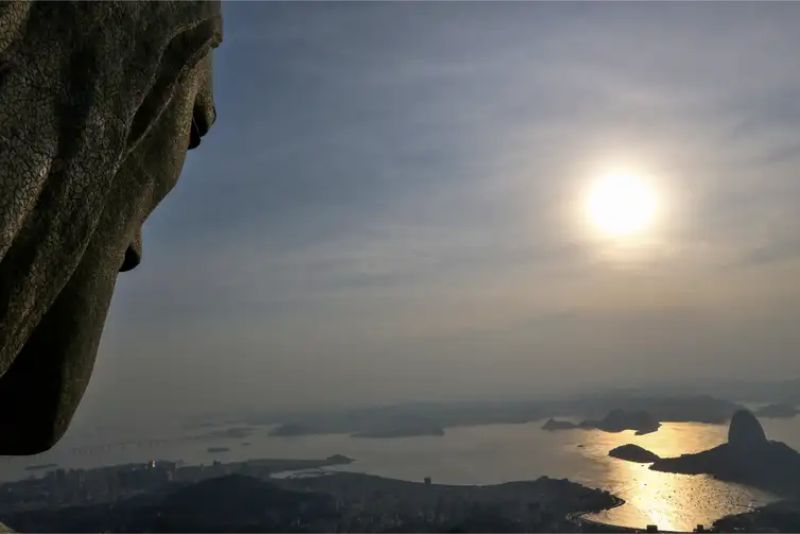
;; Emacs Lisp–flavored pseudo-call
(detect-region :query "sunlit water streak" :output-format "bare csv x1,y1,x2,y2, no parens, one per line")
2,418,798,532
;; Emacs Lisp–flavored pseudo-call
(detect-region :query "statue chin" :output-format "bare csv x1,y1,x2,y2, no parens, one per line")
0,245,119,454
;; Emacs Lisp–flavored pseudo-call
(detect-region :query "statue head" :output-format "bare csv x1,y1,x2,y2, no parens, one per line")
0,1,222,453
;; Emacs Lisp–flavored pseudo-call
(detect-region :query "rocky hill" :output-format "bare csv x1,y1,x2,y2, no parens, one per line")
650,410,800,496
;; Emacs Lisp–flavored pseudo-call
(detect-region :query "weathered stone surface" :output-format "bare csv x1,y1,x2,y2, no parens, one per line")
0,1,222,454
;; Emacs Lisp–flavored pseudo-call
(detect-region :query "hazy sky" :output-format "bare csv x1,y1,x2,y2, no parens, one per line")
78,2,800,424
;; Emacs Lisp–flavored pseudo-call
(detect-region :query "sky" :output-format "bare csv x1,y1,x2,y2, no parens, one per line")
76,2,800,426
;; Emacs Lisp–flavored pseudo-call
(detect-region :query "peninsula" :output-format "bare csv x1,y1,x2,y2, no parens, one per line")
650,410,800,496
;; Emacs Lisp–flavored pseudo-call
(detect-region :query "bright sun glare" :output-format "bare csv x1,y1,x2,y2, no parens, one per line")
585,172,658,238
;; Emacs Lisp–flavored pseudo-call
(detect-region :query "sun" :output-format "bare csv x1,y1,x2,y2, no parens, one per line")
584,172,658,238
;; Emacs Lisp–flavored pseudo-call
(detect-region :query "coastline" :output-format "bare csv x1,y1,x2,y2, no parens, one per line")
572,495,691,533
569,496,642,533
5,417,792,531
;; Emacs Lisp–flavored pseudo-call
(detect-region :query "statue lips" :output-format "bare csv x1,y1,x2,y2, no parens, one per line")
0,1,220,452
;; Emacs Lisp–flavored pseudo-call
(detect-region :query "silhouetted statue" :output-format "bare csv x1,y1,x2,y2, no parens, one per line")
0,1,222,453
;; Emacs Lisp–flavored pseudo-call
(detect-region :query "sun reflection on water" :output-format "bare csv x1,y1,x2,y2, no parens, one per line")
580,422,777,532
0,419,785,532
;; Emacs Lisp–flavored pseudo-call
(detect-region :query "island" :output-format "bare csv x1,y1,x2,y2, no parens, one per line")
583,409,661,435
542,410,660,435
206,447,230,453
542,418,578,431
194,426,256,440
754,403,799,419
650,410,800,496
608,444,660,463
323,454,353,464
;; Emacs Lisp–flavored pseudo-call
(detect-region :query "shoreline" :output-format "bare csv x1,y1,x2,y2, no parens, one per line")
573,495,688,533
570,495,642,533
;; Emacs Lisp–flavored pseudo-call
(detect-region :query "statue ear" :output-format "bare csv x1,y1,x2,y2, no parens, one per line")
119,228,142,272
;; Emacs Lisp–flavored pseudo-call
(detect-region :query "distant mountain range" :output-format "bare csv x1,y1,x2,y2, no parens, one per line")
652,378,800,405
259,394,742,438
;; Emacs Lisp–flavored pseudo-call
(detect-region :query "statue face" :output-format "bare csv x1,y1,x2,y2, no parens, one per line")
0,55,217,454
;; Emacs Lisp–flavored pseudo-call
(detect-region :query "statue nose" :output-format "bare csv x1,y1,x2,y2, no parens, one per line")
119,229,142,272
